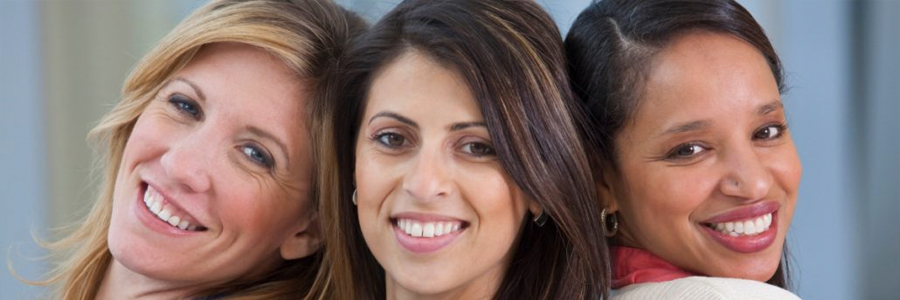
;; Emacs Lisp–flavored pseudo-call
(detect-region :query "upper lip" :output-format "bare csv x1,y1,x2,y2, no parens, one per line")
700,201,780,224
391,212,466,223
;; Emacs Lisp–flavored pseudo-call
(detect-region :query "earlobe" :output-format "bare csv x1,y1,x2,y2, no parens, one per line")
279,212,322,260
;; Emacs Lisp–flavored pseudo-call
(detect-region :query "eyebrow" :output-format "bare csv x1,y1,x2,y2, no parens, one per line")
172,77,206,101
449,122,487,131
368,111,418,128
245,126,290,166
757,101,783,115
661,120,711,136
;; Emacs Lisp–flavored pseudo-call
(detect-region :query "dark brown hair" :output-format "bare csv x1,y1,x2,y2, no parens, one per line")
316,0,610,299
565,0,790,289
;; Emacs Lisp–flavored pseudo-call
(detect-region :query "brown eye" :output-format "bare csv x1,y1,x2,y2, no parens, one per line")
753,124,786,140
665,143,708,160
375,132,406,148
460,142,496,157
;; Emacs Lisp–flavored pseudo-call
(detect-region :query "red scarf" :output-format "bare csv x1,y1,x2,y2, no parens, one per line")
612,246,694,289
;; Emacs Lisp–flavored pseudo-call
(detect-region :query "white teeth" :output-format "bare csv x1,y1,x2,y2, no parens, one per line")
177,220,190,230
411,223,423,237
709,213,773,237
150,201,162,214
423,223,435,238
143,185,199,231
158,208,172,222
397,219,464,238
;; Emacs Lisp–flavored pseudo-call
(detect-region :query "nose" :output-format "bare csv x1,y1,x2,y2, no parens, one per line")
401,149,454,202
159,130,213,193
718,145,772,201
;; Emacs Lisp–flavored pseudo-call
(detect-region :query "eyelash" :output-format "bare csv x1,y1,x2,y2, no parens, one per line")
372,131,409,150
663,123,788,161
240,144,275,169
167,94,203,120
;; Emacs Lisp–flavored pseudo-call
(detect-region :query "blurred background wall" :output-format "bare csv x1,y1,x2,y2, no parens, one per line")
1,0,897,299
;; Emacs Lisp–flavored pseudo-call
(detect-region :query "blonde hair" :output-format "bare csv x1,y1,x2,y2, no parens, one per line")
35,0,365,299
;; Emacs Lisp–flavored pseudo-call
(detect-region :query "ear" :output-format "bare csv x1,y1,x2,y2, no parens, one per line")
279,211,322,260
597,167,620,213
528,199,543,218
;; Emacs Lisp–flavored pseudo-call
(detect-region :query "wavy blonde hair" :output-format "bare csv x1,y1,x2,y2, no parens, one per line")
35,0,365,299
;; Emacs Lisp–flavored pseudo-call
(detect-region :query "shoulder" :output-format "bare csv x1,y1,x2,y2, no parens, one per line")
611,276,802,300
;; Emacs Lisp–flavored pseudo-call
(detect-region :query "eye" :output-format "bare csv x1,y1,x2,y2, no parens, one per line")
753,124,786,140
241,144,274,168
168,94,202,119
665,143,708,160
460,141,496,157
374,132,407,149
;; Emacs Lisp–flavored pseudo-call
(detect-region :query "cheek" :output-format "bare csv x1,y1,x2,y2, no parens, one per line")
618,167,713,237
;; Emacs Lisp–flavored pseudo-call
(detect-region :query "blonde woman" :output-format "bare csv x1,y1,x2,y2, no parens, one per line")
35,0,364,299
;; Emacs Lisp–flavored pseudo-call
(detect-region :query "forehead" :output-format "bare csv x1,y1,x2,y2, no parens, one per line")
630,31,780,130
365,50,480,120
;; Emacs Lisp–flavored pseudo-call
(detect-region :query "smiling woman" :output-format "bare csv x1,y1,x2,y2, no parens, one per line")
33,0,365,299
317,0,610,299
566,0,803,299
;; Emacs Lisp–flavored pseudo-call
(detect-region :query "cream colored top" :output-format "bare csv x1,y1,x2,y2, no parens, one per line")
612,276,802,300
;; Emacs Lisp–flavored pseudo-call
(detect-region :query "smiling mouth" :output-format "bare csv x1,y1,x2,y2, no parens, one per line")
393,218,467,238
142,184,207,232
702,213,773,237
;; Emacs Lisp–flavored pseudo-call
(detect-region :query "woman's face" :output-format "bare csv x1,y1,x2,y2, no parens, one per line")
355,51,530,298
108,43,318,286
609,31,801,281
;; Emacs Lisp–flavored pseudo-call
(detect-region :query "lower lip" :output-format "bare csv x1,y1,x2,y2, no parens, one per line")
702,212,778,254
393,223,463,254
134,186,197,236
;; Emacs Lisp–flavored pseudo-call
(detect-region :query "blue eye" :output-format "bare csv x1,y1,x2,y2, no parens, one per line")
753,124,786,140
460,142,496,157
241,145,274,168
168,94,202,119
665,143,708,160
375,132,406,149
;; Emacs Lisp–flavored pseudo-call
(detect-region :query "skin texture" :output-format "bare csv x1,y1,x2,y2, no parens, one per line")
605,31,802,282
354,51,532,300
102,43,319,299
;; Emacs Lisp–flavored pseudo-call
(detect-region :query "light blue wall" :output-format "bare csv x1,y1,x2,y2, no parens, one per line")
0,1,48,299
771,2,857,299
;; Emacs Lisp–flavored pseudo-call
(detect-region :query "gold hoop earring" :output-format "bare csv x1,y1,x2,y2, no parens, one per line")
601,208,618,237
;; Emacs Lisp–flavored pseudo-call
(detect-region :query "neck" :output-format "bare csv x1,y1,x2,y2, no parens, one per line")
384,271,501,300
96,259,206,300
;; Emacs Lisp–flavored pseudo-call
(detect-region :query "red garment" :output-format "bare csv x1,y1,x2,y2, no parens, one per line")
612,246,695,289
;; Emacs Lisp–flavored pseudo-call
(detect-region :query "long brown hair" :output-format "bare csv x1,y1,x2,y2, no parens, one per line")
33,0,365,299
565,0,791,289
316,0,610,299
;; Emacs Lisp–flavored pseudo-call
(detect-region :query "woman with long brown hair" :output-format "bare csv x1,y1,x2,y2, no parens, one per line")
34,0,364,299
316,0,610,299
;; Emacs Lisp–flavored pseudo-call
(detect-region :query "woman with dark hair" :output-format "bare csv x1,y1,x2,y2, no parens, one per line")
315,0,610,299
566,0,802,299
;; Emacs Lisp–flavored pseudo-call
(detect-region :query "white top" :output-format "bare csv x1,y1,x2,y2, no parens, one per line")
612,276,802,300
